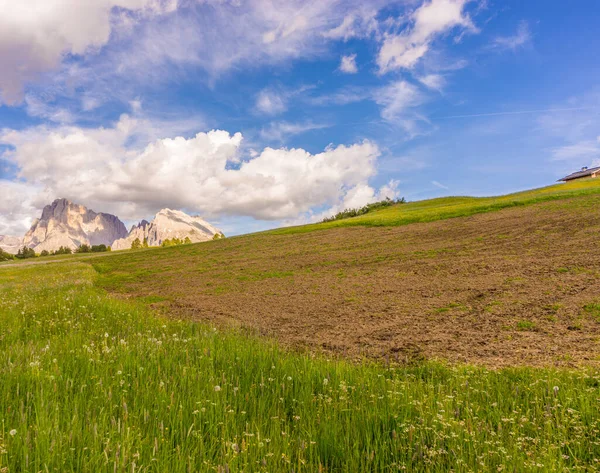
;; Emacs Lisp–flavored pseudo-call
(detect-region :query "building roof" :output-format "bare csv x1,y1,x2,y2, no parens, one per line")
558,166,600,182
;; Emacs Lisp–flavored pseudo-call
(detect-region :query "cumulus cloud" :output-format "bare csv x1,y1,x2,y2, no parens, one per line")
339,54,358,74
0,0,177,105
294,179,400,225
0,116,393,234
377,0,477,73
0,180,42,235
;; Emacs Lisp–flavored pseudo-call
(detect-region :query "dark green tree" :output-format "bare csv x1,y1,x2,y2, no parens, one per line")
16,246,36,259
0,249,14,261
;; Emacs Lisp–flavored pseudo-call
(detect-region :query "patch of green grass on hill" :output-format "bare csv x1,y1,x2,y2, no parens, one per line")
272,178,600,234
1,263,600,472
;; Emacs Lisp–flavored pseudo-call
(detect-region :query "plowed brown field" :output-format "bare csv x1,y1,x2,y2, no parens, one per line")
95,195,600,367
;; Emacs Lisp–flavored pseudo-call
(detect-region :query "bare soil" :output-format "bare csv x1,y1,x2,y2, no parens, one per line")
98,196,600,368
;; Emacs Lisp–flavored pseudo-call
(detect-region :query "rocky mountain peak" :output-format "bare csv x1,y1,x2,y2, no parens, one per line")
22,199,128,253
112,208,222,250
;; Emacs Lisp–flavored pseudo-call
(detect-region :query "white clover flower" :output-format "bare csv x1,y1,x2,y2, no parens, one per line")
9,430,17,437
214,385,221,392
323,378,329,386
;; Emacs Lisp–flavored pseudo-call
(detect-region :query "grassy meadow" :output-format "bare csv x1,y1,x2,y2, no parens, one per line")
2,180,600,471
1,263,600,472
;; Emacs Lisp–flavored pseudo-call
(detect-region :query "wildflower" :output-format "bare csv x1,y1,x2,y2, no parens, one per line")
214,385,221,392
9,430,16,437
553,386,559,397
323,378,329,386
104,333,109,338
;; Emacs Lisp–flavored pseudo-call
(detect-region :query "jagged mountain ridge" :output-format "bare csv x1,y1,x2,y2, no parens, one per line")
112,209,222,250
3,199,222,254
21,198,129,253
0,235,24,254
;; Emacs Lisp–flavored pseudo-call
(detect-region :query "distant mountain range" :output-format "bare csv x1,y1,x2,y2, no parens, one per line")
0,199,223,254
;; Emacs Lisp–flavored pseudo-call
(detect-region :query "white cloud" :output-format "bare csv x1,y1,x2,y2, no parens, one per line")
255,85,316,115
536,95,600,168
377,0,477,73
307,86,371,106
550,141,600,162
374,80,429,136
310,80,434,137
339,54,358,74
1,0,479,112
293,179,400,225
24,95,76,124
0,116,389,234
418,74,445,91
55,0,384,101
323,8,379,41
0,180,41,235
492,21,531,51
431,180,448,189
0,0,177,105
255,89,288,115
259,121,330,142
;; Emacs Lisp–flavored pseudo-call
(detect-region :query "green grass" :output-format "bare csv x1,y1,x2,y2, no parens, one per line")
516,320,537,331
271,178,600,234
583,302,600,322
1,263,600,472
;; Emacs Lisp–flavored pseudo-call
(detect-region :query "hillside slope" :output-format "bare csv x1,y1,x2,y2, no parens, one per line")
272,177,600,234
92,180,600,367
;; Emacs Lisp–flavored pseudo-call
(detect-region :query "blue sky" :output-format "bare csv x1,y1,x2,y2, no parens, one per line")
0,0,599,236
